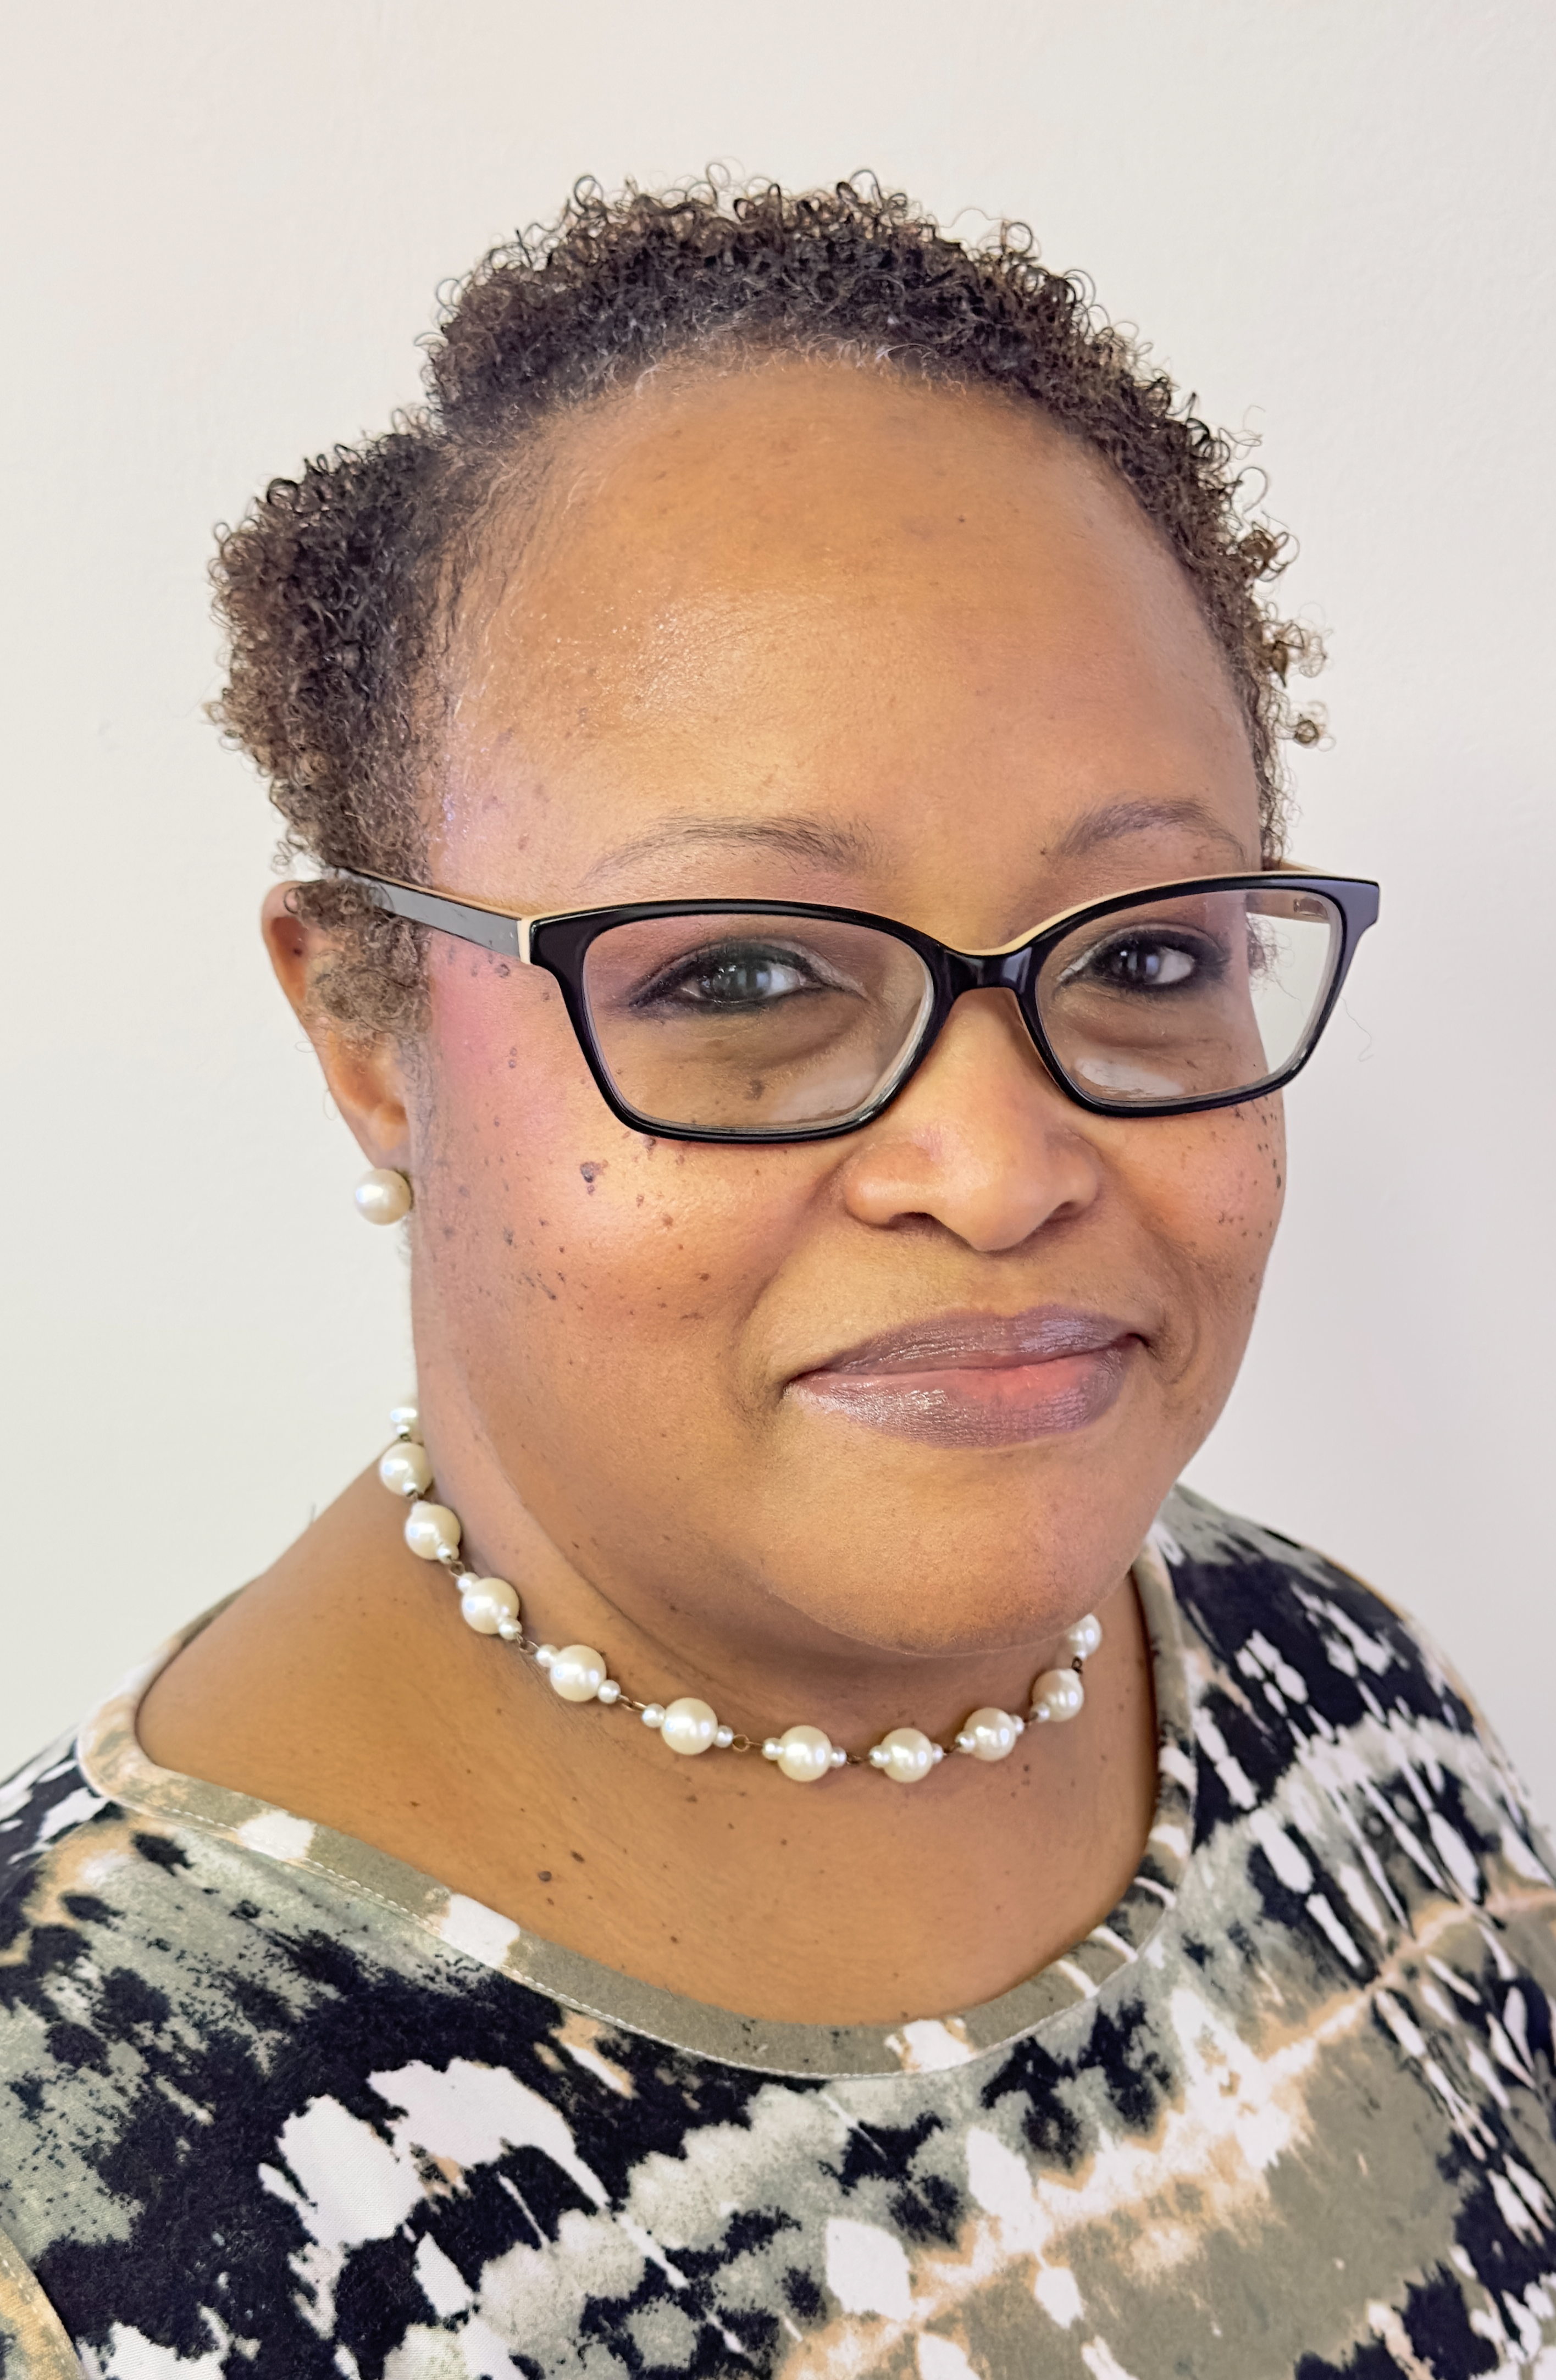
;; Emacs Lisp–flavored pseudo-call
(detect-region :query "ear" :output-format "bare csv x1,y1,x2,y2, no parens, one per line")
262,883,413,1170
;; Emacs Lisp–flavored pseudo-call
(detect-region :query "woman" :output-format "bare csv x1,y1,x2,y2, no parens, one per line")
2,179,1551,2380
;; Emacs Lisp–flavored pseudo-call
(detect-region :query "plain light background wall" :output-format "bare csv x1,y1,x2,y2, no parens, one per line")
2,1,1552,1801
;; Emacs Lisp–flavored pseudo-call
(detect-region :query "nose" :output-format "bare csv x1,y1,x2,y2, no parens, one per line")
837,990,1104,1253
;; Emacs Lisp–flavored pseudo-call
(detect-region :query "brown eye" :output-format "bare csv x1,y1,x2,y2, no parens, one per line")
1061,931,1216,992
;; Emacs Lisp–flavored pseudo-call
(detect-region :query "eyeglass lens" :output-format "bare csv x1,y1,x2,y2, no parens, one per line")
580,914,934,1131
577,887,1343,1133
1037,884,1341,1106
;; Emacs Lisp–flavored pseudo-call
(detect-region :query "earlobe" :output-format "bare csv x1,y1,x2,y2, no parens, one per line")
259,881,413,1172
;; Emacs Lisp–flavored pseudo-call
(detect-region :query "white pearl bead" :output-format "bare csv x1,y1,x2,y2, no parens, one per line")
830,1745,849,1768
714,1724,735,1750
641,1704,666,1729
872,1726,937,1784
597,1679,622,1706
547,1644,607,1704
355,1167,413,1224
535,1644,558,1668
460,1578,519,1635
762,1738,783,1761
660,1697,718,1757
404,1501,461,1561
1064,1612,1104,1662
773,1724,834,1784
962,1707,1021,1763
1030,1667,1086,1723
388,1401,423,1444
497,1619,521,1641
379,1441,434,1498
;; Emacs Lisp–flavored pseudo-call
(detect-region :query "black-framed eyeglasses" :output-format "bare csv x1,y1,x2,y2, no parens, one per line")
337,867,1380,1145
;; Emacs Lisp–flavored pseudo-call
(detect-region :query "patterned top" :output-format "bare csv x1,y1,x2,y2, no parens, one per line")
3,1490,1556,2380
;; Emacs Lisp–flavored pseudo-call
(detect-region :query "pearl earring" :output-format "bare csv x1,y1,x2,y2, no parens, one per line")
355,1167,413,1225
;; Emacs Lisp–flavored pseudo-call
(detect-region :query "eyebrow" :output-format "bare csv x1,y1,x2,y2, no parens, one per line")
1048,797,1256,864
582,812,882,886
580,793,1253,894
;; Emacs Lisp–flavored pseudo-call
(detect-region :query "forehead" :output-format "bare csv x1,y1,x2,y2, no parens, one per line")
439,359,1260,913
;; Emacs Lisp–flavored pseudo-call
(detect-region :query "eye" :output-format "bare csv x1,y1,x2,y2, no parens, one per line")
1061,930,1216,992
632,942,835,1012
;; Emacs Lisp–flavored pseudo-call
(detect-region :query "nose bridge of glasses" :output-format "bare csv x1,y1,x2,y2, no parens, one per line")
943,947,1034,1001
928,951,1046,1078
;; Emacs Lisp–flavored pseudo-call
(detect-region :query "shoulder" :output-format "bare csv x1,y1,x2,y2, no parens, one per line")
1158,1480,1488,1730
0,1732,159,2169
1155,1482,1552,1883
0,1718,529,2364
0,1728,347,2293
0,1734,110,1898
1158,1482,1464,1698
0,1737,121,2371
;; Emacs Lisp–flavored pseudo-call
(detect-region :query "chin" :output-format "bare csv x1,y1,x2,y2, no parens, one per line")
751,1478,1155,1660
812,1590,1081,1663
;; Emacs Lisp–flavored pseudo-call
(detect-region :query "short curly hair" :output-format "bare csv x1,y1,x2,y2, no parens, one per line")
212,175,1322,1036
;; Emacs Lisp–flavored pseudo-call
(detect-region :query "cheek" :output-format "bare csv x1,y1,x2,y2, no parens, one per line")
1139,1096,1286,1352
411,955,816,1417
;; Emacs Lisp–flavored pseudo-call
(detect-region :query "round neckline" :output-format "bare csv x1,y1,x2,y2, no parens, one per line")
75,1536,1197,2080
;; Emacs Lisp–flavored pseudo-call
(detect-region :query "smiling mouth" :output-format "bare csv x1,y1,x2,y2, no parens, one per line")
787,1306,1139,1449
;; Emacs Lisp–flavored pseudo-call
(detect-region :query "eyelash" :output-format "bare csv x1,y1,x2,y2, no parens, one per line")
1058,929,1227,989
628,944,835,1009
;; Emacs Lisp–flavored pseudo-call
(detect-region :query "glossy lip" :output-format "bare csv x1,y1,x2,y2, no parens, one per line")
788,1305,1140,1449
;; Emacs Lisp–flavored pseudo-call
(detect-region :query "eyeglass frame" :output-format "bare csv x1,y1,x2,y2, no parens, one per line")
334,866,1381,1145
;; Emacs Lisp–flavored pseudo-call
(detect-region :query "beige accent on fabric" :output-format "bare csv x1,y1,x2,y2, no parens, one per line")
0,2222,83,2379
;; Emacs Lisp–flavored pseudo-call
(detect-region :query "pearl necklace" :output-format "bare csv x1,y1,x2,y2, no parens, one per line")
381,1402,1100,1785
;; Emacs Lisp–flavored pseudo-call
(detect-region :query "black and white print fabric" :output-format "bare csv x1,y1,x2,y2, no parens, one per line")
3,1489,1555,2378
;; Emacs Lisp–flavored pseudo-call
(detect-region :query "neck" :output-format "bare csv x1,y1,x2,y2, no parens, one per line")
412,1378,1120,1755
139,1454,1163,2025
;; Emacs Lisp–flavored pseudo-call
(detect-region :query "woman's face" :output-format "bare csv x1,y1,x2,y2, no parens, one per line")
393,360,1281,1664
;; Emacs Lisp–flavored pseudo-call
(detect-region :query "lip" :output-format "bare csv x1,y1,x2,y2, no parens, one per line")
788,1305,1139,1449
